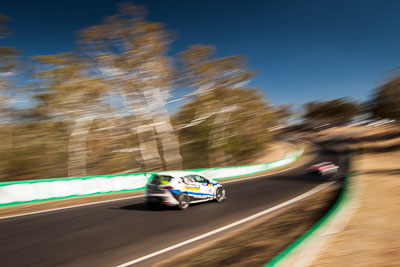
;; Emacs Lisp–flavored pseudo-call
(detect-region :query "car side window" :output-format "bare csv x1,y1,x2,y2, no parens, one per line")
192,175,200,183
185,175,195,183
181,177,189,184
194,175,208,183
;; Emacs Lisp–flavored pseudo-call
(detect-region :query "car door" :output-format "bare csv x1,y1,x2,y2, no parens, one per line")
193,175,213,199
182,175,201,199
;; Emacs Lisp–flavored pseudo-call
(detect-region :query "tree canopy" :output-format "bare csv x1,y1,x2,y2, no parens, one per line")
174,87,275,168
304,98,360,124
368,75,400,120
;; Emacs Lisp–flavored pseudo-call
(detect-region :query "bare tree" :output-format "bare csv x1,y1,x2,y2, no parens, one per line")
179,44,260,166
79,3,182,171
0,14,19,180
34,53,107,177
0,14,19,123
304,98,360,124
174,87,275,168
369,72,400,120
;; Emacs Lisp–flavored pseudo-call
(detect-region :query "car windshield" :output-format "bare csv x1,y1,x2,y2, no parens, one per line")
150,175,173,185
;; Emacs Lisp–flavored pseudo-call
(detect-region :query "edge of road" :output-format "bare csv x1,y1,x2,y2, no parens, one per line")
115,181,338,267
265,154,360,267
128,143,341,267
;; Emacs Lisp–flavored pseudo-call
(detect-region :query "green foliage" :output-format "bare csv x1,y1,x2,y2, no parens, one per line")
174,87,275,168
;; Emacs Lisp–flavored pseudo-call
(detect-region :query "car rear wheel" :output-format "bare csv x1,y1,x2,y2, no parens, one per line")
178,194,190,210
215,187,226,202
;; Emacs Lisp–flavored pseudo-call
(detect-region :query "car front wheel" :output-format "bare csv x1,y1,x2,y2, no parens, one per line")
215,187,226,202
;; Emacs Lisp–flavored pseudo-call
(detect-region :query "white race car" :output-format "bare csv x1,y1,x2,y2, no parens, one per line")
307,162,339,176
145,171,226,210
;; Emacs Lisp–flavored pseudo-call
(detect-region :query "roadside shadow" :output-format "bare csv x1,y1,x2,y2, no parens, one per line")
112,202,175,212
319,131,400,146
363,169,400,176
267,173,339,184
318,141,400,155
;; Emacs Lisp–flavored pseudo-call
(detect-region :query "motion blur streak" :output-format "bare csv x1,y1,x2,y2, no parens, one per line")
0,4,287,184
0,2,399,266
0,149,347,266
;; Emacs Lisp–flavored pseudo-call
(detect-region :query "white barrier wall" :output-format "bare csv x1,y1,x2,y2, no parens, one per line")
0,149,303,207
201,151,301,179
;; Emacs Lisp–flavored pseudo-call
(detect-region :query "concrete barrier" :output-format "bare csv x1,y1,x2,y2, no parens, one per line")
0,149,303,208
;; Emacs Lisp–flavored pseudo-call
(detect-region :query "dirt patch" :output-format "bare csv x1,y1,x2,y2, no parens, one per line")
302,125,400,266
154,183,341,267
250,141,297,164
311,152,400,266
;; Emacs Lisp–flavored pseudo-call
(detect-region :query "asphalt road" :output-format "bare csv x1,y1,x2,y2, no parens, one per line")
0,148,348,267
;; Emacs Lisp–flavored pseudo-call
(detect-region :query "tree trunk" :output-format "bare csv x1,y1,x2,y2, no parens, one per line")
208,109,232,167
142,88,183,170
134,124,163,171
67,119,92,177
152,116,183,170
0,124,12,180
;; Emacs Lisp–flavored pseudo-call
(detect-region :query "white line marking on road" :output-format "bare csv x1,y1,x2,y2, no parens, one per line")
116,181,335,267
0,195,143,220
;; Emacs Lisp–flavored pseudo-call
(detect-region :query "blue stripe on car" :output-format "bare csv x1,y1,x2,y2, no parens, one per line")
170,189,213,196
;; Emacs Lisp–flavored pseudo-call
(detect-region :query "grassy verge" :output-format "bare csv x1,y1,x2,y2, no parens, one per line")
154,182,341,267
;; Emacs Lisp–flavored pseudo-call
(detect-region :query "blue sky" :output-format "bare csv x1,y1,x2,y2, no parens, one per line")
2,0,400,109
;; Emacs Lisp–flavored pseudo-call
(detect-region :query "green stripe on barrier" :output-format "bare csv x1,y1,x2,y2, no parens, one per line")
211,155,300,180
0,149,303,208
265,172,354,267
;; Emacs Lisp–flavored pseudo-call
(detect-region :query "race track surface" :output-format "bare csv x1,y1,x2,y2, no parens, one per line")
0,148,348,267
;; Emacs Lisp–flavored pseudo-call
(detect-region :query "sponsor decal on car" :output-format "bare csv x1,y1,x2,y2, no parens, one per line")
184,185,200,191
